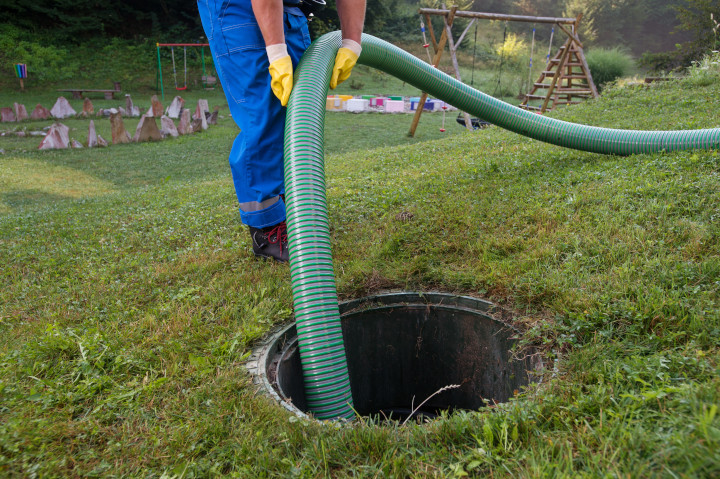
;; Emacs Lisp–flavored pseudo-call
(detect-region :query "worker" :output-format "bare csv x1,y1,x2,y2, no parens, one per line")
197,0,366,262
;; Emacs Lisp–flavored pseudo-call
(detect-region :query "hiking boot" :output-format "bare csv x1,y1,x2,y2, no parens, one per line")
249,221,289,263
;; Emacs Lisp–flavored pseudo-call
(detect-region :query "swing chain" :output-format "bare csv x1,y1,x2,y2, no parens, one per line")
527,25,536,95
492,21,508,98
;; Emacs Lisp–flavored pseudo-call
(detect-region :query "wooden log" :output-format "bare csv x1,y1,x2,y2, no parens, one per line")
644,77,673,83
418,8,577,25
556,23,583,48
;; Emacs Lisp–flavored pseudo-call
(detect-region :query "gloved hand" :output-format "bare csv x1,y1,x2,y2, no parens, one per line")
267,44,293,106
330,39,362,89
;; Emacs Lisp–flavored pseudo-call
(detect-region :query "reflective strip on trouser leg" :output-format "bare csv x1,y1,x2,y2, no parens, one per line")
238,196,281,213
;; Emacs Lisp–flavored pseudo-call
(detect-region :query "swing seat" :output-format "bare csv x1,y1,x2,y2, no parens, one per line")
202,75,217,89
456,115,491,130
176,86,187,91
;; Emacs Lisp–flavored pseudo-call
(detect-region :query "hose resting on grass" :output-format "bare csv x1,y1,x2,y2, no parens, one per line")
283,32,720,420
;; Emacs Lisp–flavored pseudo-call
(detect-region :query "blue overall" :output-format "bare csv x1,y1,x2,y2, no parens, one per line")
197,0,311,228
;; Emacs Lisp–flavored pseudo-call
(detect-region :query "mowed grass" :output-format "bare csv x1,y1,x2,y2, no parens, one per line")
0,75,719,477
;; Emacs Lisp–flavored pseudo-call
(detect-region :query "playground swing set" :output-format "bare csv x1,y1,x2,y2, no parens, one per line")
410,5,598,136
155,43,217,101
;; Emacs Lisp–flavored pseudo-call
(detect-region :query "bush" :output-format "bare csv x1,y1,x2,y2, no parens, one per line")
495,33,527,65
0,27,182,91
683,50,720,87
586,47,635,91
0,24,163,88
638,50,688,74
0,23,77,83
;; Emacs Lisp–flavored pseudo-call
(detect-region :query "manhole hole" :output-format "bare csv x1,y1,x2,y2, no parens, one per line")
247,292,542,421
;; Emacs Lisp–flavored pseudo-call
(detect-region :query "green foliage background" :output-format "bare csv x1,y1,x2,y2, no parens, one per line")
0,0,717,88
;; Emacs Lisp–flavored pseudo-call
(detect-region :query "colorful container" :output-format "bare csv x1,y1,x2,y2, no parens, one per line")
384,100,405,113
410,98,436,111
346,98,369,113
326,96,345,111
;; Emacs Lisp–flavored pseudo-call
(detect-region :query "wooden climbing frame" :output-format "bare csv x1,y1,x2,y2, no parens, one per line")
519,14,599,113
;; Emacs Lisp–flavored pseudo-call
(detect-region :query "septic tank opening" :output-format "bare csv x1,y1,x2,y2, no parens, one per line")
248,292,542,422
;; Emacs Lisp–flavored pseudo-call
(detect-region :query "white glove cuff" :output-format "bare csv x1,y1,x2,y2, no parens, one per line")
341,38,362,57
266,43,288,64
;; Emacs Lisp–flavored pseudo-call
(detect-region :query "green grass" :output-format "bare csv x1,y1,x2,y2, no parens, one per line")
1,75,719,477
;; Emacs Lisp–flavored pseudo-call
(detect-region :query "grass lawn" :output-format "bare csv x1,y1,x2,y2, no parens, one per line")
0,71,719,477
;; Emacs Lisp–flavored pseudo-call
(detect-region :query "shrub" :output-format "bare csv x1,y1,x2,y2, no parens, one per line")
0,23,77,83
586,47,635,91
0,24,160,87
683,50,720,87
637,50,686,74
495,33,527,66
349,79,365,90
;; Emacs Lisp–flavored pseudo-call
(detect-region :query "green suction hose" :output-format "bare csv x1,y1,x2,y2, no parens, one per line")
283,32,720,420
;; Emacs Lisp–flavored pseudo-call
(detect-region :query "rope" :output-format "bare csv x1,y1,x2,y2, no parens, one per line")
420,20,432,63
183,46,188,88
173,47,187,91
171,47,179,89
459,23,480,128
492,22,508,98
470,21,478,87
527,26,536,94
546,26,555,66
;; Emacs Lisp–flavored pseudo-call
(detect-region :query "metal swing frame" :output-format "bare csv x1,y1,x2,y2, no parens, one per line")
155,43,214,101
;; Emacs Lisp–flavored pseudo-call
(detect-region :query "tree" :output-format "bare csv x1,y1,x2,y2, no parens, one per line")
0,0,201,43
562,0,691,55
511,0,564,17
308,0,395,39
674,0,720,57
420,0,474,11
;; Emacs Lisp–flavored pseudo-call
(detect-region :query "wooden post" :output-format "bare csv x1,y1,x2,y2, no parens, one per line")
408,5,457,137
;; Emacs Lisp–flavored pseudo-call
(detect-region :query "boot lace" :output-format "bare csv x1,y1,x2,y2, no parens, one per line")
266,221,288,253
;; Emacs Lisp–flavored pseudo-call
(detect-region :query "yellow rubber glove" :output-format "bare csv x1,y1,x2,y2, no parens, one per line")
268,55,293,106
330,39,362,90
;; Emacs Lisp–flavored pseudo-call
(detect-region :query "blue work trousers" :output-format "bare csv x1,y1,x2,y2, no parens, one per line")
197,0,311,228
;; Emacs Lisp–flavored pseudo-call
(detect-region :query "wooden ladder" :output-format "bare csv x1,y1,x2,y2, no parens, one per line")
520,36,598,113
